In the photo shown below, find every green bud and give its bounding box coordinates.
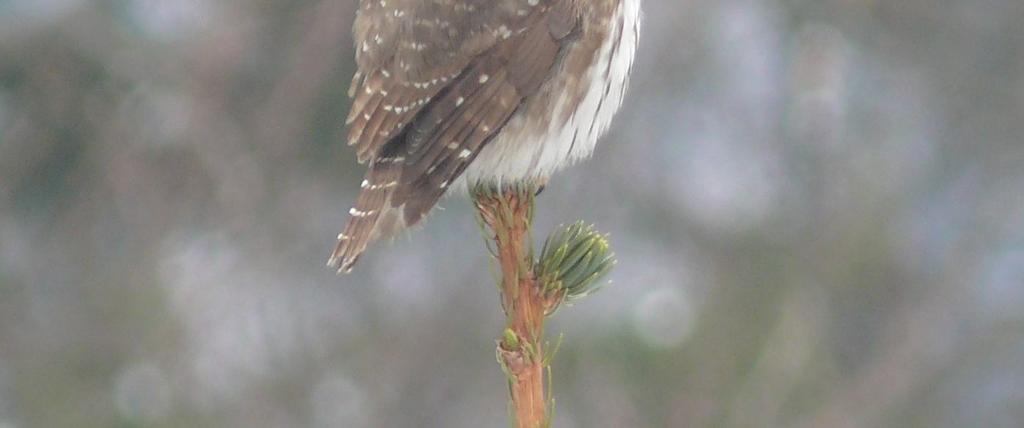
[502,328,520,350]
[536,222,615,303]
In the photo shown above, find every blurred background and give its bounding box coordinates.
[2,0,1024,427]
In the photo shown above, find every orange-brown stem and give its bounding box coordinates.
[475,188,547,428]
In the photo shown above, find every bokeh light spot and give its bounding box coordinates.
[632,286,696,349]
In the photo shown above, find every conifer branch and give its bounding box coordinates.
[472,184,614,428]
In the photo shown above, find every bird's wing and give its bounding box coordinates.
[331,0,579,272]
[347,0,576,162]
[392,17,567,212]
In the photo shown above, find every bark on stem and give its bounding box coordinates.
[474,186,547,428]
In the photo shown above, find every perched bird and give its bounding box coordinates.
[328,0,641,273]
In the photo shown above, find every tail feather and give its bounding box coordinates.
[327,159,405,273]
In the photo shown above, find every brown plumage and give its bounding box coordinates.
[329,0,641,273]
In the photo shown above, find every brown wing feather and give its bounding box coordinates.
[402,66,508,177]
[347,69,456,163]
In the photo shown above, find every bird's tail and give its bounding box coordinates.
[327,159,407,273]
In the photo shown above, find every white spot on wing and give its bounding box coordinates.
[349,208,375,218]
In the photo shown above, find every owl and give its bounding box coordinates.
[329,0,641,273]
